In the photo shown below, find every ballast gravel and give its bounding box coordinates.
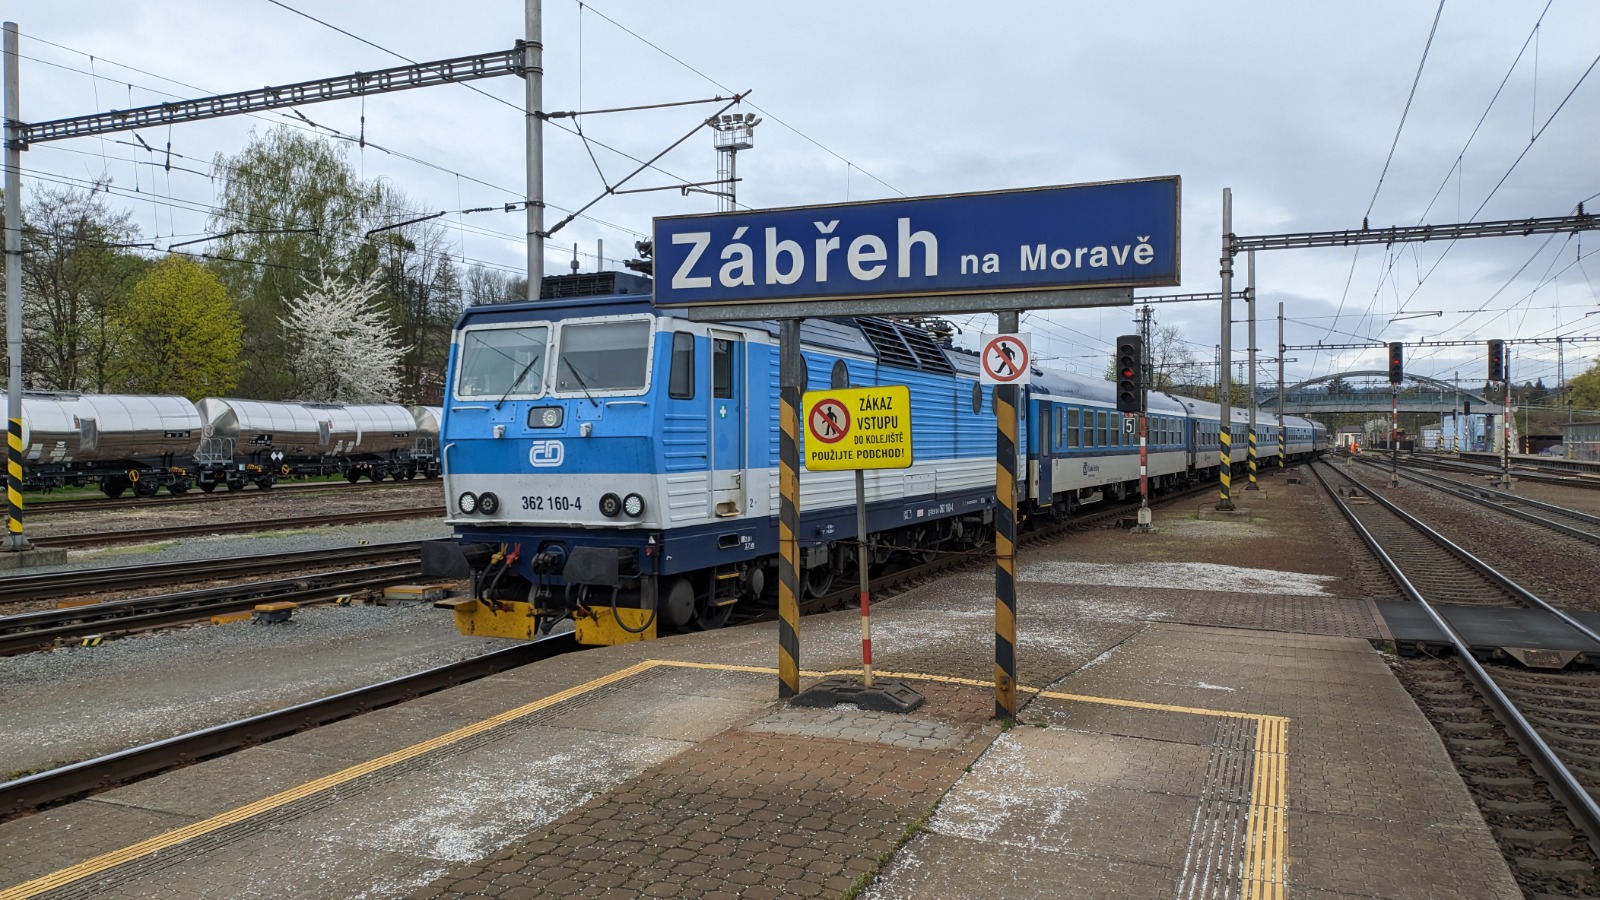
[0,599,514,778]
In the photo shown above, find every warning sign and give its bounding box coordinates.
[980,333,1031,385]
[803,385,913,471]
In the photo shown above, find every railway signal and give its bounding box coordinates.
[1487,339,1506,383]
[1388,342,1404,385]
[1115,335,1143,413]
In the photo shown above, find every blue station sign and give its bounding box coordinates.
[652,176,1179,308]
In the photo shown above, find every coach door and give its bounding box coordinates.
[710,331,746,517]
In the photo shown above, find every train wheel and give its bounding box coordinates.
[804,565,836,598]
[199,481,218,493]
[133,480,159,499]
[168,478,192,496]
[101,478,129,500]
[662,578,696,632]
[345,470,362,484]
[693,597,733,631]
[256,478,274,491]
[226,478,245,492]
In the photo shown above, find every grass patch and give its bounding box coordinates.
[838,806,939,900]
[82,542,180,558]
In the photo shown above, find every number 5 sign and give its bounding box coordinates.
[979,333,1032,385]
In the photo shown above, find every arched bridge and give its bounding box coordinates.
[1259,371,1490,416]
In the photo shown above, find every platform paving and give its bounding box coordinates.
[0,478,1522,898]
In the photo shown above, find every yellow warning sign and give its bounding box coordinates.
[803,385,913,471]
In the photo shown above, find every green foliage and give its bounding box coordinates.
[15,182,149,391]
[1571,357,1600,411]
[114,256,242,399]
[210,126,382,398]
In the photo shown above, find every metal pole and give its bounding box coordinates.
[777,319,802,697]
[1391,386,1399,487]
[4,22,30,552]
[1216,189,1235,510]
[856,468,872,688]
[1277,301,1285,469]
[1245,250,1258,490]
[994,309,1020,720]
[1502,347,1512,487]
[524,0,543,302]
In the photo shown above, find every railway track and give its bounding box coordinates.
[1356,457,1600,547]
[1311,459,1600,890]
[0,636,579,819]
[0,561,424,654]
[0,541,421,604]
[27,477,436,515]
[1401,451,1600,491]
[29,505,446,548]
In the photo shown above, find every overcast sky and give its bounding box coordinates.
[13,1,1599,391]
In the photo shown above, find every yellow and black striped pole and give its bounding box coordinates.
[1218,426,1233,508]
[6,418,24,548]
[1278,422,1285,470]
[776,321,802,699]
[994,381,1019,721]
[1246,428,1258,489]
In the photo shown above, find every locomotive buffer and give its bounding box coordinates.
[793,385,924,713]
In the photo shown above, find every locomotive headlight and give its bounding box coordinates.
[478,492,500,515]
[599,492,622,517]
[623,492,645,518]
[528,406,563,428]
[457,492,478,514]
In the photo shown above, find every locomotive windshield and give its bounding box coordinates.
[554,321,651,393]
[456,325,549,398]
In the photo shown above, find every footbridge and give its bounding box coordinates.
[1258,371,1491,416]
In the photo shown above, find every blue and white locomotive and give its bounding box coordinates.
[427,271,1326,646]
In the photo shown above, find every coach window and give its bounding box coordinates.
[668,332,695,400]
[456,324,548,399]
[1067,408,1080,448]
[556,320,650,393]
[1053,406,1063,449]
[712,339,735,399]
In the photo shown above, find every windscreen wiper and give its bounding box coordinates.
[495,355,544,410]
[560,356,601,407]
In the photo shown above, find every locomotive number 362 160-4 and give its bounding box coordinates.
[521,495,582,511]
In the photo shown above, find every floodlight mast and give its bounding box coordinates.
[710,112,760,212]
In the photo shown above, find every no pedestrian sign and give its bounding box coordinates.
[803,386,913,471]
[980,333,1031,385]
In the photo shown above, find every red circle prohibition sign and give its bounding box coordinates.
[982,336,1028,382]
[808,399,851,444]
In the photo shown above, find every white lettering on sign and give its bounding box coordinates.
[1020,235,1156,271]
[676,217,941,288]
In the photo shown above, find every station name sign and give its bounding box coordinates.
[653,176,1179,308]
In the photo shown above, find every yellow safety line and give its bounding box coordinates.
[4,659,1290,900]
[0,660,659,900]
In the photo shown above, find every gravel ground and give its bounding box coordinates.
[1,511,480,778]
[13,518,454,578]
[0,600,519,778]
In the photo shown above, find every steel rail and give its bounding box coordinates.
[1361,459,1600,547]
[30,506,445,548]
[1311,461,1600,856]
[0,541,421,604]
[28,478,435,515]
[0,564,421,654]
[0,635,579,818]
[1326,461,1600,645]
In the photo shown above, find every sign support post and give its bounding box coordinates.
[993,311,1021,721]
[777,320,803,699]
[855,468,872,688]
[1245,249,1259,491]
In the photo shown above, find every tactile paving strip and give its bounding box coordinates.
[1175,718,1257,900]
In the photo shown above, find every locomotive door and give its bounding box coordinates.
[710,331,746,517]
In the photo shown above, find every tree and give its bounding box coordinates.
[358,187,463,404]
[280,269,404,403]
[114,255,242,399]
[210,126,383,398]
[15,181,149,391]
[1570,358,1600,411]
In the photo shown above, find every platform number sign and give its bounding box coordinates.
[979,333,1032,386]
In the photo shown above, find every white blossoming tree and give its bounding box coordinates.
[279,268,404,403]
